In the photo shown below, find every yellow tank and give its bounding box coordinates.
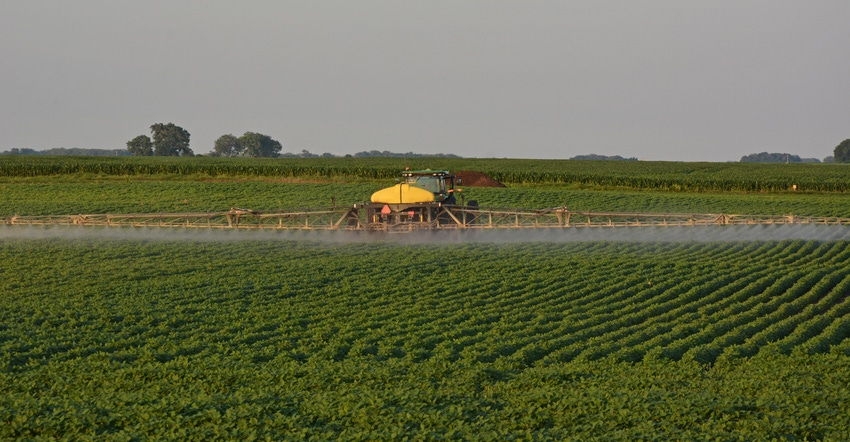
[371,183,435,204]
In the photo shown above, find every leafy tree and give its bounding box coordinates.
[352,150,461,158]
[211,134,244,157]
[740,152,802,163]
[570,154,638,161]
[833,139,850,163]
[3,148,38,155]
[239,132,282,158]
[126,135,154,156]
[151,123,193,156]
[42,148,130,156]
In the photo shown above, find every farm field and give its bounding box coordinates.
[3,155,850,218]
[3,180,850,218]
[3,155,850,191]
[2,156,850,439]
[2,236,850,439]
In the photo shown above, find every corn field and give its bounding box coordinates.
[3,156,850,192]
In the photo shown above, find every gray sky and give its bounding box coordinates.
[1,1,848,161]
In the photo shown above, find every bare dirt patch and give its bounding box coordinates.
[455,171,505,188]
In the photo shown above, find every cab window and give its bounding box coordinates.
[407,176,444,194]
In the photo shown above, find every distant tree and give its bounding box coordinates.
[570,154,638,161]
[151,123,192,156]
[740,152,802,163]
[833,139,850,163]
[126,135,154,156]
[43,147,131,156]
[824,156,835,163]
[211,134,244,157]
[351,150,461,158]
[4,147,130,156]
[239,132,282,158]
[3,148,38,155]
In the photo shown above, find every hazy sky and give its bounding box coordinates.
[1,1,848,161]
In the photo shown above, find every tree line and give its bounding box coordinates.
[125,123,460,159]
[569,154,638,161]
[739,152,821,163]
[1,148,131,156]
[127,123,283,158]
[741,140,850,163]
[127,123,194,156]
[13,122,830,163]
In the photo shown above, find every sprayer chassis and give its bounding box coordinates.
[5,205,850,231]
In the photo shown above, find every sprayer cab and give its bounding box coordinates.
[401,170,459,204]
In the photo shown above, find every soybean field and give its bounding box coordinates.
[4,180,850,219]
[2,236,849,440]
[2,156,850,440]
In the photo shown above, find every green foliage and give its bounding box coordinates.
[126,135,153,156]
[1,238,849,439]
[740,152,809,163]
[0,181,382,216]
[150,123,193,157]
[2,147,131,156]
[3,156,850,192]
[1,148,39,155]
[239,132,282,158]
[3,156,849,439]
[834,139,850,163]
[3,180,850,218]
[211,134,244,158]
[569,154,637,161]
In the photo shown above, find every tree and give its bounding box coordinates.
[740,152,802,163]
[834,139,850,163]
[151,123,193,156]
[4,148,38,155]
[126,135,154,156]
[211,134,244,157]
[238,132,282,158]
[570,154,638,161]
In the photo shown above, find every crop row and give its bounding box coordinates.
[7,241,850,366]
[3,155,850,192]
[4,180,850,218]
[2,237,849,439]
